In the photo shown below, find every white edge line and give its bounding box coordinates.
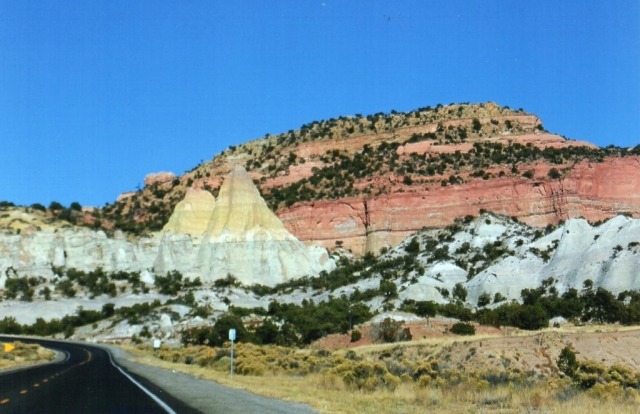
[106,350,177,414]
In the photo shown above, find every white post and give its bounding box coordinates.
[153,338,161,357]
[229,328,236,379]
[230,339,234,379]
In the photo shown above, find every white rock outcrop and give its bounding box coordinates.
[0,167,335,288]
[376,213,640,307]
[162,188,216,237]
[163,166,335,285]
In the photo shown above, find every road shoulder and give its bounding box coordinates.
[102,344,318,414]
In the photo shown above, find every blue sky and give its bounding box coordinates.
[1,1,638,207]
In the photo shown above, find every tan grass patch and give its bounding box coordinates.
[118,334,640,414]
[0,341,55,371]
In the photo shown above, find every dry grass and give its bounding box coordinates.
[0,341,56,370]
[117,331,640,414]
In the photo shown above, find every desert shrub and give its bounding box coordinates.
[29,203,46,212]
[413,360,439,381]
[235,359,267,376]
[332,361,391,391]
[605,364,639,388]
[55,279,76,298]
[547,168,561,179]
[0,317,23,334]
[477,292,492,307]
[404,237,420,253]
[382,373,401,391]
[375,318,404,343]
[588,381,625,400]
[557,346,579,379]
[493,292,506,303]
[450,322,475,335]
[379,279,398,300]
[213,274,241,290]
[452,283,468,302]
[48,201,64,210]
[154,270,184,295]
[267,297,371,345]
[350,330,362,343]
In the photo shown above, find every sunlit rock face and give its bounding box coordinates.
[0,168,334,288]
[158,166,335,286]
[162,188,216,237]
[204,167,295,243]
[0,228,160,288]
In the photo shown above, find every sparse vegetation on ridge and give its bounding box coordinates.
[21,101,630,235]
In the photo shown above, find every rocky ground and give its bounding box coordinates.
[314,317,640,375]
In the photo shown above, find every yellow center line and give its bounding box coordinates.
[43,379,48,383]
[20,390,27,395]
[33,384,39,388]
[1,399,9,404]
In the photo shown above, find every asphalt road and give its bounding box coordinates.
[0,336,199,414]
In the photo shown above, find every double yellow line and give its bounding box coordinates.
[0,349,92,407]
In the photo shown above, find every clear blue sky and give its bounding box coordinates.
[1,1,638,207]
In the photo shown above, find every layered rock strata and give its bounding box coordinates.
[279,157,640,255]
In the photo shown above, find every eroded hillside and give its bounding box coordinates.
[9,102,640,256]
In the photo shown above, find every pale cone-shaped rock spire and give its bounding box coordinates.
[156,165,335,286]
[205,166,294,242]
[162,188,216,237]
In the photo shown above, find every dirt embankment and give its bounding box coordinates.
[314,318,640,376]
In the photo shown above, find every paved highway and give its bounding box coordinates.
[0,336,200,414]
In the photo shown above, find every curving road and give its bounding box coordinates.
[0,336,199,414]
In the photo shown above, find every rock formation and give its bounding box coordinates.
[162,188,216,237]
[0,167,335,288]
[106,104,640,257]
[462,215,640,303]
[372,213,640,306]
[164,166,335,286]
[144,171,175,186]
[204,167,295,243]
[278,156,640,255]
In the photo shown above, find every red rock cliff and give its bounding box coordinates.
[277,157,640,255]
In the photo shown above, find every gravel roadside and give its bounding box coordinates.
[104,344,319,414]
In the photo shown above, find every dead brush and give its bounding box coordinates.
[121,334,640,414]
[0,341,54,367]
[330,360,401,392]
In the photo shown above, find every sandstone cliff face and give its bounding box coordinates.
[100,103,639,258]
[0,228,159,287]
[144,171,175,186]
[162,188,216,237]
[278,157,640,255]
[0,168,335,288]
[160,166,336,286]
